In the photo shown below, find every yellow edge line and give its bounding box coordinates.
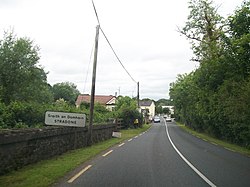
[68,165,92,183]
[102,150,113,157]
[118,143,125,147]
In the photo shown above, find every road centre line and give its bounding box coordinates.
[164,121,216,187]
[67,165,92,183]
[118,143,125,147]
[102,150,113,157]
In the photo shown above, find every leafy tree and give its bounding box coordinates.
[52,82,80,105]
[227,0,250,79]
[115,96,141,128]
[0,31,53,104]
[179,0,225,62]
[155,105,163,115]
[115,96,137,111]
[155,99,173,106]
[162,107,170,115]
[80,101,90,110]
[170,0,250,147]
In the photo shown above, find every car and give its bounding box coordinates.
[153,116,161,123]
[165,117,172,122]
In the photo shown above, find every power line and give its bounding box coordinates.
[83,41,95,94]
[91,0,100,25]
[91,0,137,84]
[100,28,137,83]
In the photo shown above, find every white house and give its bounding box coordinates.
[139,100,155,120]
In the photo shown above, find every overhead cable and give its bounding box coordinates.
[91,0,137,84]
[92,0,100,25]
[83,41,95,94]
[100,28,137,83]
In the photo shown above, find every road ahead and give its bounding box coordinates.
[56,119,250,187]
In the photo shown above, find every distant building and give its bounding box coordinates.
[139,100,155,120]
[75,94,116,111]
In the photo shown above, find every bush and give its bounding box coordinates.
[117,107,141,129]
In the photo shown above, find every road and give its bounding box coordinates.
[55,118,250,187]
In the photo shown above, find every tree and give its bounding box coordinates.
[155,106,163,115]
[115,96,141,128]
[155,99,173,106]
[179,0,225,62]
[52,82,80,105]
[0,31,53,104]
[115,96,137,111]
[227,0,250,79]
[162,107,170,115]
[170,1,250,147]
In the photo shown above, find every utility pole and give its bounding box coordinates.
[88,25,100,146]
[137,82,140,109]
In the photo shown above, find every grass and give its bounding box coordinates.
[176,122,250,157]
[0,124,151,187]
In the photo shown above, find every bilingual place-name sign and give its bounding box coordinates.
[45,111,86,127]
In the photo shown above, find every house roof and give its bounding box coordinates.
[139,100,153,107]
[76,94,116,106]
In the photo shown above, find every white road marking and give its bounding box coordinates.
[164,121,216,187]
[128,138,133,142]
[118,143,125,147]
[67,165,92,183]
[134,136,138,138]
[224,147,236,152]
[102,150,113,157]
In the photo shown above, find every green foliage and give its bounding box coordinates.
[114,96,141,128]
[0,31,53,104]
[52,82,80,105]
[162,107,170,115]
[155,98,173,106]
[0,125,151,187]
[154,98,173,115]
[171,0,250,148]
[0,31,142,129]
[180,0,225,62]
[0,101,48,128]
[155,105,163,115]
[0,99,85,129]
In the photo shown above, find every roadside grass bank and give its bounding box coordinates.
[0,124,151,187]
[176,122,250,157]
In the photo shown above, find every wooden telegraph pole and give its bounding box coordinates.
[137,82,140,109]
[88,25,100,146]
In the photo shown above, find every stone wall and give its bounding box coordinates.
[0,124,116,175]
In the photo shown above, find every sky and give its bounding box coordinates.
[0,0,244,100]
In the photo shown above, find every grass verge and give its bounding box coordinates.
[0,124,151,187]
[176,122,250,157]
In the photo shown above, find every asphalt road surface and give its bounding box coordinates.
[55,118,250,187]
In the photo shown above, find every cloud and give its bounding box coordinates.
[0,0,242,100]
